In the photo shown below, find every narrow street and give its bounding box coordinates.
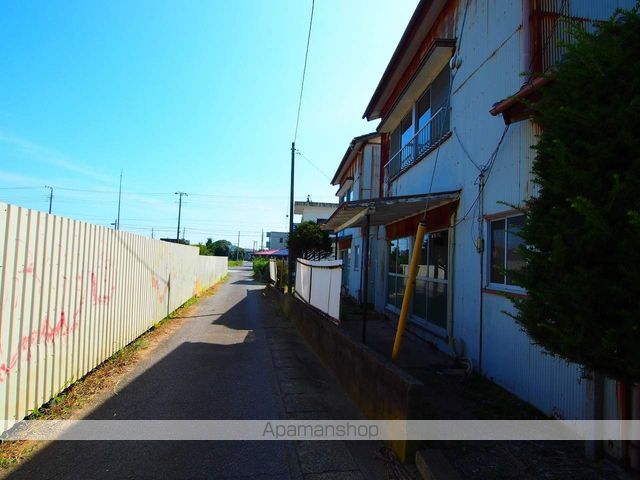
[4,265,383,480]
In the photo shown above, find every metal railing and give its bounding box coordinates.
[384,105,450,184]
[530,1,595,73]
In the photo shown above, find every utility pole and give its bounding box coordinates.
[45,186,53,214]
[261,229,264,251]
[175,192,187,240]
[236,231,241,261]
[151,228,154,239]
[182,227,186,240]
[288,142,295,289]
[116,170,123,230]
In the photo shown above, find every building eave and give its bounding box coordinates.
[363,0,450,121]
[330,132,381,186]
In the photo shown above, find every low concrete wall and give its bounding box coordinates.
[266,286,423,461]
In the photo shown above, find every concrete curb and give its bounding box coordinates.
[266,286,424,462]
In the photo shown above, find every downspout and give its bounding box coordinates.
[362,207,373,343]
[521,0,532,79]
[478,173,485,375]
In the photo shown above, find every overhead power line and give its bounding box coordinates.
[296,149,331,180]
[293,0,315,143]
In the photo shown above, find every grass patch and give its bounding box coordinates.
[228,259,244,267]
[0,275,227,470]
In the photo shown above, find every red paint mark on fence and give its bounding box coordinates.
[18,264,34,274]
[0,298,84,383]
[151,275,168,304]
[90,272,115,305]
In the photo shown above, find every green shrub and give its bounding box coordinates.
[253,258,270,282]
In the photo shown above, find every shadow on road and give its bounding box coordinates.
[5,288,292,480]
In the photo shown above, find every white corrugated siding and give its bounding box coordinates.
[0,202,227,430]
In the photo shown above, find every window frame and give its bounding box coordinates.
[389,64,451,158]
[385,227,453,340]
[485,213,526,293]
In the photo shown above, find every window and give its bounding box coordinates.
[386,237,411,309]
[353,245,360,271]
[415,230,449,331]
[386,233,450,334]
[386,64,451,181]
[489,215,525,286]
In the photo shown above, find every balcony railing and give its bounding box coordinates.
[530,2,595,73]
[384,105,450,184]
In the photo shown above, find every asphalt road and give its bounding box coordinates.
[5,264,383,480]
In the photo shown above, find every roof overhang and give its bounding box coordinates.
[490,76,551,124]
[294,201,339,215]
[363,0,449,121]
[330,132,381,185]
[378,39,455,132]
[321,191,460,233]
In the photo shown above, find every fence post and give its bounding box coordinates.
[308,262,313,305]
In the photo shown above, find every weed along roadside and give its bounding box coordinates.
[0,275,229,470]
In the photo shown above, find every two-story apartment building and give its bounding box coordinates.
[330,133,381,300]
[324,0,633,421]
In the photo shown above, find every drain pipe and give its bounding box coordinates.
[477,172,486,375]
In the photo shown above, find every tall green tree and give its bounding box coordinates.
[512,8,640,382]
[287,221,332,260]
[212,239,232,257]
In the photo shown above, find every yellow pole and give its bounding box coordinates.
[391,221,427,363]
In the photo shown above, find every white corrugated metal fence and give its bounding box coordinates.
[0,202,227,429]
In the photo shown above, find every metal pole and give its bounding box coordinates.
[237,231,240,261]
[175,192,187,240]
[362,211,371,343]
[392,219,427,363]
[45,186,53,214]
[261,229,264,251]
[116,170,122,230]
[288,141,295,290]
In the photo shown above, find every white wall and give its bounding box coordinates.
[377,0,606,418]
[0,202,227,429]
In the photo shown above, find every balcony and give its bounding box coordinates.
[384,105,450,184]
[530,2,597,73]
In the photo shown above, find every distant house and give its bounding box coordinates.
[323,0,633,422]
[329,133,381,301]
[265,231,288,250]
[294,200,338,225]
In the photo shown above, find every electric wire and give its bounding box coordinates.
[293,0,315,143]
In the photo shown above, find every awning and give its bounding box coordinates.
[490,76,551,124]
[321,191,460,233]
[337,236,352,250]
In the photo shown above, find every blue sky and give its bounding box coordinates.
[0,0,417,249]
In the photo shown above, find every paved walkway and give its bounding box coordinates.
[5,265,383,480]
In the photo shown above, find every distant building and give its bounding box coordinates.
[329,132,382,300]
[265,231,288,250]
[294,200,338,225]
